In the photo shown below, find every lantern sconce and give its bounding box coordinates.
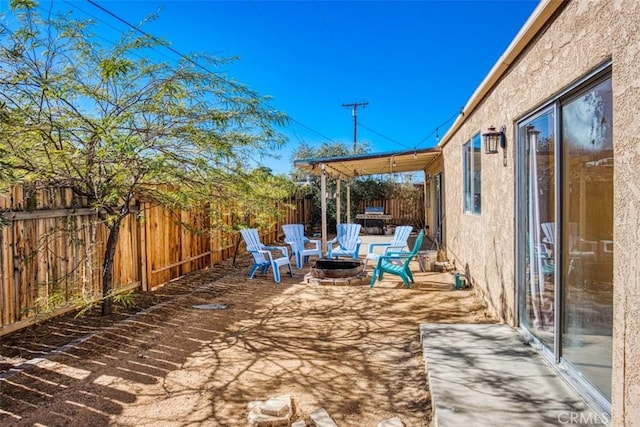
[483,125,507,166]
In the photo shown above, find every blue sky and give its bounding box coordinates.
[6,0,539,174]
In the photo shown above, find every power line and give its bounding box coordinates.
[358,110,463,151]
[251,1,343,107]
[86,0,233,83]
[64,1,128,37]
[61,1,182,67]
[288,117,335,143]
[357,122,410,149]
[85,0,336,146]
[414,109,464,149]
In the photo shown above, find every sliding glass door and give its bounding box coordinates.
[560,78,613,401]
[517,71,612,407]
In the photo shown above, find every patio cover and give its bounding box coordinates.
[294,147,440,179]
[293,147,441,250]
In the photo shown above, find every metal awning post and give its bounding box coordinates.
[423,170,429,234]
[320,164,327,254]
[347,181,351,223]
[336,179,341,224]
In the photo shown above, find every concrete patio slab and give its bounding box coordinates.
[420,323,608,426]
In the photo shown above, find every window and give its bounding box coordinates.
[463,133,481,214]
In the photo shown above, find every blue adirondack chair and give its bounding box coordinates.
[240,228,293,283]
[370,230,424,288]
[327,223,362,260]
[282,224,322,269]
[362,225,413,271]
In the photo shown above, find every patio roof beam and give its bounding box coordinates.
[294,147,441,179]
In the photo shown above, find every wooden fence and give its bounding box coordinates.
[0,183,419,334]
[0,186,312,335]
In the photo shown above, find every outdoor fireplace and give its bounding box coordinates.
[305,259,368,286]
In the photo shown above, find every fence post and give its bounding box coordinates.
[139,202,148,292]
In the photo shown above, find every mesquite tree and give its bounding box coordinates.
[0,1,289,314]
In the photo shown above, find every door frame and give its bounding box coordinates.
[515,61,613,417]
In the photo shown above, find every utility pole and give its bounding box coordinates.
[342,101,368,153]
[342,101,368,225]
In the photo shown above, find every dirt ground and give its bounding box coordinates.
[0,254,495,427]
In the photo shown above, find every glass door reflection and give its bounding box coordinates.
[521,109,556,350]
[561,78,613,400]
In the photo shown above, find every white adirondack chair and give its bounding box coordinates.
[282,224,322,269]
[362,225,413,271]
[240,228,293,283]
[327,223,362,260]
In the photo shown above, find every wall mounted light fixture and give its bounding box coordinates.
[483,125,507,166]
[483,125,505,154]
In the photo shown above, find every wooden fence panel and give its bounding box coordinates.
[143,202,218,290]
[0,208,141,331]
[143,204,180,289]
[208,209,233,264]
[1,185,309,333]
[282,193,314,234]
[115,212,141,288]
[1,228,9,326]
[0,186,87,211]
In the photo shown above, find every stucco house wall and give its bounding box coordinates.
[439,0,639,424]
[610,0,640,424]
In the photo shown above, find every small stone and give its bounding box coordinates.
[247,395,292,427]
[377,416,404,427]
[291,421,307,427]
[247,407,291,427]
[309,408,337,427]
[260,395,291,417]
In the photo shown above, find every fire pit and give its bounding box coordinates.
[305,259,368,286]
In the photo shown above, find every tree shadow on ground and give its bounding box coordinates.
[0,256,492,426]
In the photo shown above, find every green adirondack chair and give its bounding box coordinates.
[370,230,424,288]
[362,225,413,271]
